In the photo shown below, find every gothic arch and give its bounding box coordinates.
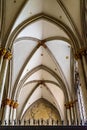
[6,13,78,51]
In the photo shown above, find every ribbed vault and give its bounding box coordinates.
[0,0,86,123]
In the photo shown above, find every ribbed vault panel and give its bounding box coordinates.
[2,0,26,40]
[44,83,65,118]
[17,85,42,119]
[13,0,72,32]
[24,69,59,85]
[62,0,82,35]
[17,82,37,114]
[12,40,37,87]
[17,20,69,40]
[46,40,71,87]
[21,45,61,81]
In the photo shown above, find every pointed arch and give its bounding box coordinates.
[12,64,71,104]
[21,98,62,121]
[6,13,78,51]
[11,39,72,102]
[18,83,64,120]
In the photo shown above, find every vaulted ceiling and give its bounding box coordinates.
[0,0,86,120]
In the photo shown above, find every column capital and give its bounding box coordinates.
[2,98,11,107]
[0,47,7,56]
[10,100,15,107]
[4,51,12,60]
[1,99,19,108]
[13,102,19,108]
[65,100,78,109]
[74,47,87,60]
[65,103,70,109]
[74,53,81,60]
[69,101,74,107]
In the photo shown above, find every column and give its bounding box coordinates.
[75,52,87,124]
[82,55,87,82]
[77,58,87,123]
[65,101,77,125]
[0,51,12,108]
[64,106,68,125]
[69,102,75,124]
[12,102,19,125]
[65,103,71,125]
[80,48,87,82]
[75,96,81,125]
[0,47,6,71]
[73,100,79,125]
[9,100,15,125]
[74,66,82,124]
[70,100,78,125]
[1,98,11,125]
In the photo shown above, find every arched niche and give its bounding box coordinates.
[21,98,61,122]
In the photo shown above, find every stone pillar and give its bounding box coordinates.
[65,103,71,125]
[65,101,77,125]
[74,67,83,124]
[0,47,6,71]
[75,51,87,124]
[82,55,87,81]
[9,100,15,125]
[70,100,78,125]
[73,100,79,125]
[79,48,87,82]
[76,94,82,125]
[12,102,19,125]
[1,98,11,125]
[0,51,12,108]
[78,59,87,123]
[69,102,75,124]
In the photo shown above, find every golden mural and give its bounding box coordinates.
[22,98,61,123]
